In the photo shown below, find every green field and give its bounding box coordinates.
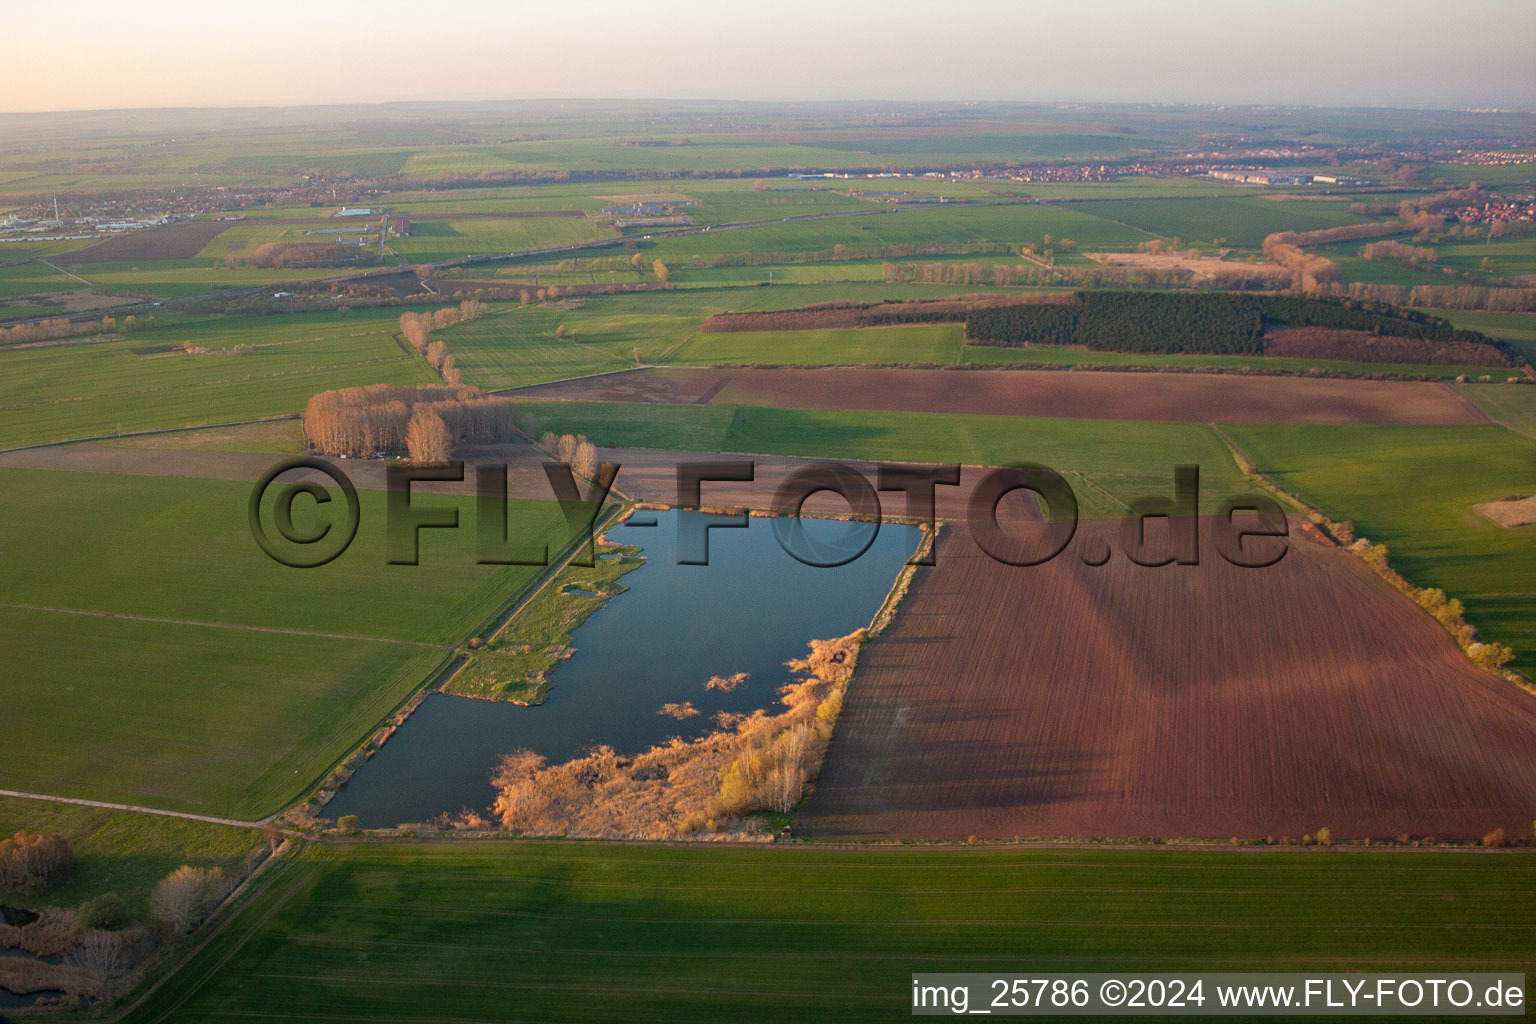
[0,307,439,449]
[670,324,966,365]
[639,202,1150,264]
[387,216,607,260]
[0,797,259,916]
[1464,382,1536,438]
[525,401,1250,519]
[1077,196,1373,248]
[446,283,1015,390]
[667,322,1502,378]
[441,303,680,389]
[123,842,1536,1023]
[1225,422,1536,666]
[0,467,571,817]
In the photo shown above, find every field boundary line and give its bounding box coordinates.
[490,363,655,395]
[0,788,263,829]
[0,601,453,649]
[40,256,93,286]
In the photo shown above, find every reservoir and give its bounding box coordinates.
[328,509,920,827]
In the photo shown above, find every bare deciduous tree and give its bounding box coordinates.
[405,407,453,464]
[67,931,129,1002]
[151,866,226,934]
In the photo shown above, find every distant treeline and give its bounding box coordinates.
[965,292,1512,359]
[1343,282,1536,314]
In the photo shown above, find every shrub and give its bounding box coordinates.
[0,831,73,891]
[1482,828,1508,849]
[718,760,753,816]
[77,893,128,931]
[1315,826,1332,847]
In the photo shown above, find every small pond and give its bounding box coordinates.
[327,509,919,827]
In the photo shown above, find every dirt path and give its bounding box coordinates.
[0,788,266,829]
[39,257,92,286]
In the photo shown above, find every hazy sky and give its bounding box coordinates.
[5,0,1535,113]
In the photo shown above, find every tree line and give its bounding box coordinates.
[304,383,522,462]
[1359,240,1437,269]
[398,299,484,386]
[964,291,1509,358]
[1342,282,1536,313]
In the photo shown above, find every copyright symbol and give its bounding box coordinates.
[1100,980,1127,1007]
[248,457,360,568]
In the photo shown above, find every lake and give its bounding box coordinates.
[327,509,920,827]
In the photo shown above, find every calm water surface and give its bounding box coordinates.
[329,510,919,826]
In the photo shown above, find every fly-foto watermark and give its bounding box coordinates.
[248,458,1290,570]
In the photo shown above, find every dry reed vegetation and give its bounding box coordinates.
[477,633,864,839]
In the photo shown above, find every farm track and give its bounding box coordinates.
[0,789,266,829]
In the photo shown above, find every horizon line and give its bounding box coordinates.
[3,96,1536,118]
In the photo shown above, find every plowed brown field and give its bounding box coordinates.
[518,366,1491,426]
[54,221,229,264]
[799,519,1536,841]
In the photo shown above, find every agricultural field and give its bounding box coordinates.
[1076,196,1374,248]
[1465,381,1536,438]
[803,519,1536,841]
[1428,235,1536,280]
[123,842,1536,1024]
[387,216,608,260]
[53,222,230,265]
[521,365,1493,426]
[0,464,571,818]
[525,401,1248,519]
[1226,422,1536,666]
[440,283,1007,390]
[3,96,1536,1019]
[665,322,1508,378]
[669,323,966,364]
[640,202,1152,264]
[0,307,439,449]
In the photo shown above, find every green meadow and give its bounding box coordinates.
[666,323,1502,378]
[1077,196,1373,248]
[0,467,571,817]
[524,400,1250,518]
[124,842,1536,1024]
[0,307,438,449]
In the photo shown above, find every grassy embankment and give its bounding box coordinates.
[448,540,645,703]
